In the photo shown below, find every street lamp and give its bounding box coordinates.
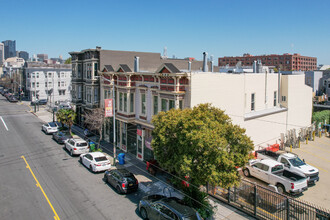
[96,75,116,166]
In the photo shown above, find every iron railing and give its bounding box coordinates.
[208,179,330,220]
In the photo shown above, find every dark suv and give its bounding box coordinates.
[104,168,138,194]
[139,195,202,220]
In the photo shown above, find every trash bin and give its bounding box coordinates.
[89,141,95,152]
[118,153,125,165]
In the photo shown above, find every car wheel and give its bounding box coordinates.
[116,186,122,194]
[70,150,73,157]
[243,169,250,177]
[276,184,285,194]
[90,165,94,173]
[140,207,148,220]
[79,157,82,164]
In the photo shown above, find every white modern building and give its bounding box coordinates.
[24,62,72,104]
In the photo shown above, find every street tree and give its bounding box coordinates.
[83,108,105,149]
[56,109,76,135]
[152,103,254,188]
[65,57,72,64]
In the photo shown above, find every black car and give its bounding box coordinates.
[139,195,202,220]
[8,96,18,103]
[103,168,138,194]
[52,131,72,144]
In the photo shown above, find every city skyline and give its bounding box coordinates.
[1,0,329,65]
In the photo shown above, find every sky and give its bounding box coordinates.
[1,0,329,65]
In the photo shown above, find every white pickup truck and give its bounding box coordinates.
[255,149,319,185]
[244,159,308,195]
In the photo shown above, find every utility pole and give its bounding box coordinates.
[112,77,116,166]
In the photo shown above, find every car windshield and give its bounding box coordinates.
[49,122,57,127]
[95,156,107,162]
[77,142,87,147]
[289,157,305,167]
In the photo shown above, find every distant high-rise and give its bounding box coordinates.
[37,54,48,61]
[0,43,4,66]
[2,40,16,59]
[18,51,29,61]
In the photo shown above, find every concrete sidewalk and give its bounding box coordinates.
[24,102,255,220]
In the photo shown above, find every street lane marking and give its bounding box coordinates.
[0,116,9,131]
[298,148,330,163]
[306,162,328,172]
[317,138,330,146]
[21,155,60,220]
[306,142,330,153]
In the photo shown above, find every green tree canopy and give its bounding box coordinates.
[56,109,76,134]
[312,110,330,126]
[65,57,72,64]
[152,103,254,188]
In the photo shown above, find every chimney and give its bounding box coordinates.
[188,61,191,72]
[134,56,140,72]
[203,52,208,72]
[253,60,257,73]
[210,61,214,72]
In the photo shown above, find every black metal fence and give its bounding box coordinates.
[208,179,330,220]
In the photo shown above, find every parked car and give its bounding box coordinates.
[256,149,319,185]
[80,152,111,173]
[243,159,308,195]
[139,195,203,220]
[64,138,89,156]
[104,168,139,194]
[58,102,71,110]
[52,131,72,144]
[38,99,48,105]
[8,96,18,103]
[42,122,59,134]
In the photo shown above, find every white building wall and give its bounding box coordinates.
[190,72,312,149]
[26,68,72,103]
[285,74,313,130]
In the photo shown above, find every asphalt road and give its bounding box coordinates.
[0,96,143,220]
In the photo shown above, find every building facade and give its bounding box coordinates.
[99,62,312,161]
[18,51,29,61]
[2,40,16,59]
[218,53,317,71]
[37,54,48,61]
[0,43,4,66]
[23,62,72,104]
[69,47,210,126]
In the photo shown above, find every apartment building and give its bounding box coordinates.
[219,53,317,71]
[99,56,312,161]
[69,47,210,126]
[24,62,72,103]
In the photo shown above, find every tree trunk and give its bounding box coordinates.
[97,118,104,149]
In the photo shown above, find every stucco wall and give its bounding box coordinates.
[190,72,311,149]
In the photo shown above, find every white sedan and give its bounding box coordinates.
[42,122,59,134]
[80,152,111,173]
